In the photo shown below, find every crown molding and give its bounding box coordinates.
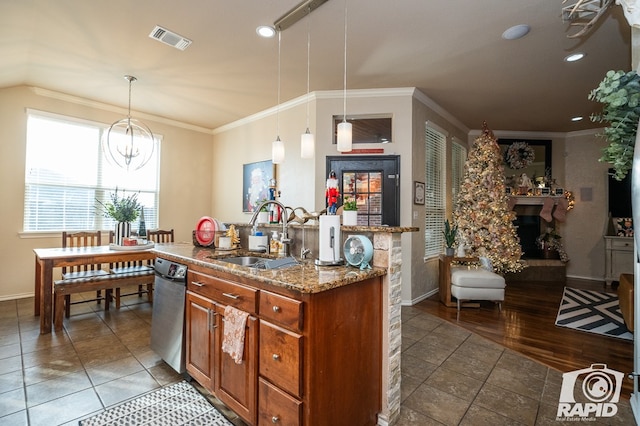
[29,86,212,134]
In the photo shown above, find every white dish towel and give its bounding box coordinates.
[222,305,249,364]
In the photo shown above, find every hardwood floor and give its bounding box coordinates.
[415,277,635,398]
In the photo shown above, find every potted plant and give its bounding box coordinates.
[536,228,569,262]
[589,69,640,181]
[342,196,358,226]
[443,219,457,256]
[96,188,142,245]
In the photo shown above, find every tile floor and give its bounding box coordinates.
[0,291,636,425]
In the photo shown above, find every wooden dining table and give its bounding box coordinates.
[34,245,156,334]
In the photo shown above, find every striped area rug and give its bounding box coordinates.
[79,381,232,426]
[555,287,633,341]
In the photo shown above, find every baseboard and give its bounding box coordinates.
[565,274,605,282]
[0,292,34,302]
[402,288,438,306]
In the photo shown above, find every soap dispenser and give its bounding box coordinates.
[269,231,280,254]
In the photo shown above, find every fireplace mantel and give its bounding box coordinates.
[510,195,564,206]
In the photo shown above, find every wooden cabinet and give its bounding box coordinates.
[185,268,258,425]
[185,292,215,390]
[185,262,382,426]
[604,236,634,286]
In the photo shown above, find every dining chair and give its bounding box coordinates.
[147,229,174,244]
[108,231,154,308]
[60,231,109,317]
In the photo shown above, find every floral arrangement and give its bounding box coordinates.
[536,228,569,262]
[96,188,141,223]
[504,141,535,169]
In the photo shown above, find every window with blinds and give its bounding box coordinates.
[24,111,160,232]
[451,139,467,205]
[424,123,447,258]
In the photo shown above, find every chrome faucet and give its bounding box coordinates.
[249,200,291,257]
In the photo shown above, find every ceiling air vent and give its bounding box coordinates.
[149,25,192,51]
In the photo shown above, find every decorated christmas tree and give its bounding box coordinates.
[453,122,524,274]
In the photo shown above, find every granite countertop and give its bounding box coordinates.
[152,243,386,294]
[228,222,418,233]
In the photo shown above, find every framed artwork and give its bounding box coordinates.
[243,160,274,213]
[498,139,552,184]
[414,181,425,205]
[612,217,634,237]
[541,187,551,195]
[555,188,564,196]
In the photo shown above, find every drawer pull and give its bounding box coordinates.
[222,292,240,300]
[272,353,280,361]
[272,305,281,313]
[272,416,280,423]
[191,281,205,287]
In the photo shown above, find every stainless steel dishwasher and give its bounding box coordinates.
[150,257,188,373]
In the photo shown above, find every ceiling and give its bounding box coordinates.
[0,0,632,133]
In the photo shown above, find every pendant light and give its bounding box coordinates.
[300,2,315,159]
[336,0,352,152]
[103,75,155,171]
[272,31,285,164]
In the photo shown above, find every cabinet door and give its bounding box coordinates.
[214,303,257,425]
[185,291,215,391]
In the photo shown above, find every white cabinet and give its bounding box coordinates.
[604,236,635,286]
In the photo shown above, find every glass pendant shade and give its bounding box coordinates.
[336,121,352,152]
[272,136,285,164]
[301,129,315,158]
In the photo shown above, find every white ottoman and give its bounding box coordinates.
[450,266,506,311]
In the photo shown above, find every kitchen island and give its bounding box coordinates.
[153,242,386,425]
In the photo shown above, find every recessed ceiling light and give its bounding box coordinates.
[565,52,586,62]
[502,24,530,40]
[571,116,583,122]
[256,25,276,38]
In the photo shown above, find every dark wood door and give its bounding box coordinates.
[185,291,215,391]
[326,155,400,226]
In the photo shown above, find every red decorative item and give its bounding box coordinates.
[195,216,217,246]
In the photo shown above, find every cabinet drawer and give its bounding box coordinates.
[260,290,303,332]
[258,378,301,426]
[259,321,302,398]
[188,270,257,314]
[611,239,634,250]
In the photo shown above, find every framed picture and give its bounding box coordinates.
[541,187,550,195]
[505,187,512,195]
[243,160,274,212]
[612,217,634,237]
[555,188,564,196]
[414,181,425,205]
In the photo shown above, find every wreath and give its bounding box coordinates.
[504,141,535,169]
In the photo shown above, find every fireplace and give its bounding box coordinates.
[512,202,557,259]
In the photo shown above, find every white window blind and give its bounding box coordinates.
[24,111,160,232]
[451,139,467,205]
[424,123,447,258]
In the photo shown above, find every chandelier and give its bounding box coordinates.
[103,75,155,171]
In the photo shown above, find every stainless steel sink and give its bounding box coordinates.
[218,256,266,267]
[217,256,299,270]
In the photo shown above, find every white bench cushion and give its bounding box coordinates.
[451,266,506,289]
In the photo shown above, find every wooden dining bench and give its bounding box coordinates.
[53,268,154,331]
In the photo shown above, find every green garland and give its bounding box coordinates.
[589,70,640,181]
